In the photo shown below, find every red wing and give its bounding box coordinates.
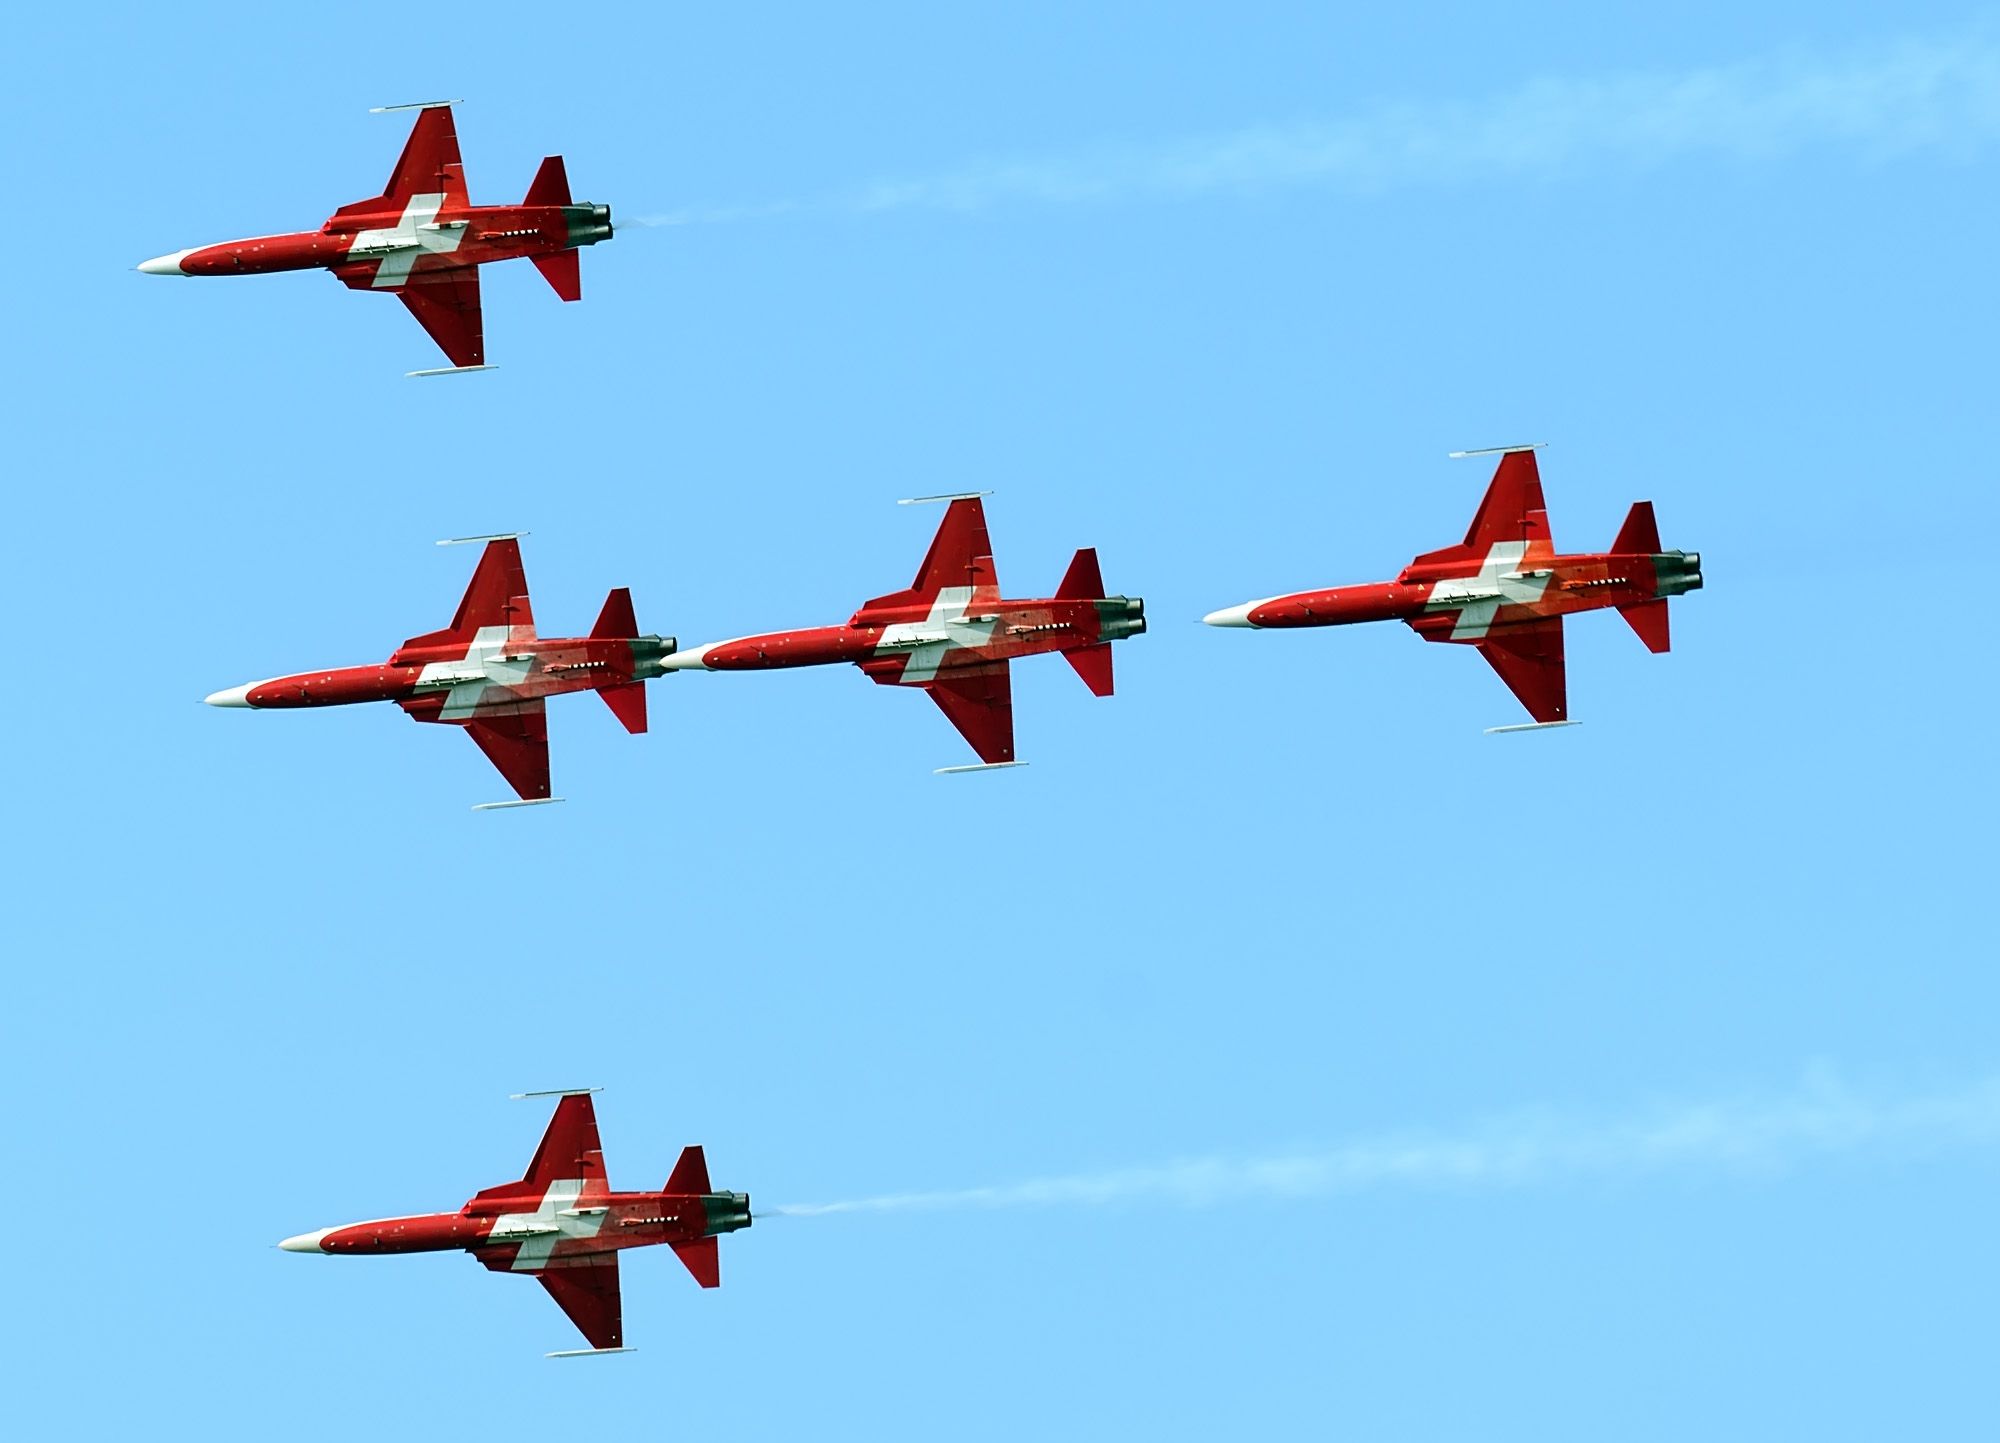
[925,661,1014,764]
[861,497,1000,613]
[398,265,484,368]
[402,538,534,650]
[328,107,467,221]
[1414,449,1553,567]
[1477,617,1567,723]
[383,106,467,207]
[539,1255,623,1350]
[521,1093,607,1190]
[465,701,552,800]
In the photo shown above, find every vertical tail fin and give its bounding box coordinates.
[590,588,638,639]
[1064,643,1115,697]
[671,1237,721,1288]
[597,683,647,734]
[524,156,572,206]
[665,1145,712,1195]
[1054,547,1105,601]
[532,250,583,302]
[1611,501,1662,555]
[1619,598,1672,653]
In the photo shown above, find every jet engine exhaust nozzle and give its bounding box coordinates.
[563,202,614,247]
[1096,595,1146,641]
[1653,550,1703,597]
[702,1192,753,1236]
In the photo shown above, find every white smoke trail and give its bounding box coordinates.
[769,1071,2000,1217]
[634,27,2000,227]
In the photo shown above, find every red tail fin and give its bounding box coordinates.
[671,1237,720,1288]
[591,588,638,639]
[1619,597,1672,653]
[1612,501,1662,555]
[1064,642,1114,697]
[598,682,647,734]
[1055,547,1105,601]
[665,1146,712,1195]
[532,250,582,302]
[524,155,572,207]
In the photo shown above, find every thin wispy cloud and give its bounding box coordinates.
[769,1071,2000,1217]
[634,27,2000,226]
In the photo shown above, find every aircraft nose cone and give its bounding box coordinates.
[1202,600,1263,628]
[204,683,257,707]
[278,1228,333,1254]
[137,249,197,276]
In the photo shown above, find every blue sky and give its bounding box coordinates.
[4,4,1998,1437]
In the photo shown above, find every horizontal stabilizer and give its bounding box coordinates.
[665,1145,711,1195]
[671,1237,720,1289]
[532,249,582,303]
[1054,547,1105,601]
[525,155,573,207]
[591,588,638,639]
[1619,597,1671,653]
[1064,642,1115,697]
[1611,500,1662,555]
[597,681,647,734]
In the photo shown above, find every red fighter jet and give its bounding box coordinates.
[203,535,674,805]
[1203,447,1702,729]
[661,494,1147,769]
[279,1091,751,1356]
[137,102,611,373]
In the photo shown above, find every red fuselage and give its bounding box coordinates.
[210,631,673,717]
[662,595,1147,679]
[285,1186,751,1263]
[142,197,611,284]
[1210,548,1703,636]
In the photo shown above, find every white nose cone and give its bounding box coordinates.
[1202,599,1269,628]
[279,1228,334,1254]
[204,683,258,708]
[137,248,198,276]
[659,643,721,672]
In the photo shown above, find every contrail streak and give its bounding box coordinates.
[768,1071,2000,1217]
[634,27,2000,226]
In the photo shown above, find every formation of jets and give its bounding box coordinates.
[152,106,1707,1354]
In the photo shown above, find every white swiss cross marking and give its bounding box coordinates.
[349,193,467,289]
[1426,542,1554,639]
[490,1180,608,1271]
[413,625,537,719]
[877,586,1000,684]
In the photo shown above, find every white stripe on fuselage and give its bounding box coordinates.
[349,194,467,288]
[878,587,1000,685]
[1426,542,1553,639]
[412,624,537,717]
[489,1180,608,1270]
